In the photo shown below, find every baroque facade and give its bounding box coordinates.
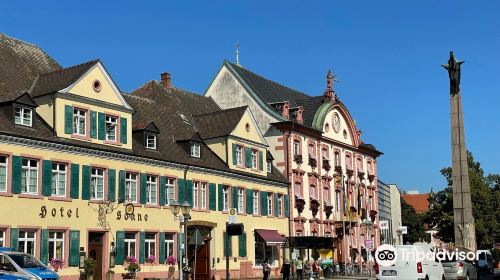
[206,61,383,264]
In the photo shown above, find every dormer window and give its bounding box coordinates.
[105,115,117,141]
[145,133,157,150]
[190,143,201,158]
[14,106,32,127]
[267,161,272,173]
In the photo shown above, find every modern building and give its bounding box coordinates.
[0,33,290,280]
[388,184,402,245]
[206,61,383,265]
[377,181,402,245]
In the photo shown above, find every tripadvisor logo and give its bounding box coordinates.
[375,244,397,266]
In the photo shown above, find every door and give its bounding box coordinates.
[191,238,210,280]
[88,232,105,280]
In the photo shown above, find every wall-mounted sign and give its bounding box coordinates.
[116,203,149,222]
[379,220,389,230]
[227,208,237,224]
[39,206,80,219]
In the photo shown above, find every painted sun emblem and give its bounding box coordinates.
[333,113,341,133]
[125,203,135,215]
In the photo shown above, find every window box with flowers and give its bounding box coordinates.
[123,256,140,279]
[50,258,64,272]
[166,256,176,280]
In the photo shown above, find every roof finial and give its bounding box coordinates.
[236,42,240,66]
[324,68,337,102]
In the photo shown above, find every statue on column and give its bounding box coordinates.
[442,51,464,95]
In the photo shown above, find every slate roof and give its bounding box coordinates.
[193,106,248,140]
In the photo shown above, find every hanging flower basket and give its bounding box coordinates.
[50,258,64,272]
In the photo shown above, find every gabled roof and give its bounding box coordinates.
[193,106,248,140]
[30,59,99,97]
[132,121,159,133]
[401,193,430,214]
[0,33,60,99]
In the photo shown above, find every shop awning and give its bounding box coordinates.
[255,229,284,245]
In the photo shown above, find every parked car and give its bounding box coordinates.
[377,244,444,280]
[0,248,59,280]
[477,250,494,276]
[442,254,477,280]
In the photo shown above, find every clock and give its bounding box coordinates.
[333,113,341,133]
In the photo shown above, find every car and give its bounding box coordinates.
[441,254,478,280]
[377,244,445,280]
[477,250,494,276]
[0,248,59,280]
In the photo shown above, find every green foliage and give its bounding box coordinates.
[83,258,96,280]
[491,248,500,265]
[401,199,430,243]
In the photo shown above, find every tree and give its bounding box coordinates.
[401,198,429,243]
[425,151,500,249]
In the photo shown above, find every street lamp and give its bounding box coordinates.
[363,220,373,277]
[170,200,192,280]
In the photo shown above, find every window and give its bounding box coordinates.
[322,148,329,160]
[252,191,259,215]
[14,106,32,126]
[235,145,243,165]
[190,143,201,158]
[165,178,175,205]
[125,173,138,202]
[146,175,157,205]
[293,141,300,156]
[367,161,373,175]
[91,168,104,200]
[335,191,341,213]
[73,108,86,136]
[357,158,363,173]
[0,230,5,247]
[267,161,271,173]
[200,183,207,210]
[334,152,340,167]
[48,231,64,261]
[19,231,36,255]
[237,188,244,213]
[369,196,373,211]
[222,186,229,211]
[124,233,136,258]
[360,195,364,209]
[294,182,302,196]
[0,156,7,192]
[192,182,199,209]
[345,154,352,170]
[146,133,157,149]
[254,233,278,266]
[145,233,156,259]
[51,163,67,196]
[105,115,117,141]
[323,188,330,204]
[308,144,315,158]
[277,194,283,216]
[251,150,258,169]
[164,233,174,258]
[21,159,38,194]
[309,185,317,199]
[267,193,273,216]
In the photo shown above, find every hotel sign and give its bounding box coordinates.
[116,203,149,222]
[39,205,80,218]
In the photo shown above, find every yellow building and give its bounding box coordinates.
[0,33,290,280]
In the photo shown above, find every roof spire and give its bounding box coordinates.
[324,68,337,102]
[235,42,240,66]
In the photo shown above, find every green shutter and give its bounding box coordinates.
[232,187,238,209]
[275,193,279,217]
[64,105,73,134]
[118,170,126,203]
[69,230,80,266]
[246,189,253,214]
[108,169,116,202]
[245,147,252,168]
[232,144,237,165]
[284,194,290,218]
[186,180,193,206]
[40,229,49,265]
[70,164,80,199]
[10,228,18,251]
[140,173,147,204]
[177,178,185,203]
[261,191,268,216]
[159,176,166,206]
[98,112,106,140]
[209,183,216,211]
[115,231,125,265]
[218,184,223,211]
[42,160,52,196]
[120,117,128,144]
[11,156,22,194]
[238,233,247,257]
[259,151,264,171]
[82,165,91,200]
[223,232,232,257]
[159,232,166,264]
[90,111,97,139]
[139,231,146,264]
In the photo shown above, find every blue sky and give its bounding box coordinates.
[1,1,499,193]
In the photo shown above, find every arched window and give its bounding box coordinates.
[334,152,340,167]
[345,154,352,170]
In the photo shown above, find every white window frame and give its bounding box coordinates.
[146,175,157,205]
[91,168,104,200]
[267,161,271,173]
[145,233,156,258]
[222,187,229,211]
[192,181,199,209]
[251,150,258,169]
[21,159,38,194]
[146,133,157,149]
[0,156,8,192]
[293,141,300,156]
[48,231,64,261]
[310,185,317,199]
[0,230,5,247]
[164,233,174,257]
[335,191,341,213]
[200,182,207,210]
[323,187,329,204]
[14,106,32,127]
[125,173,138,203]
[267,193,273,216]
[334,152,340,167]
[19,231,36,255]
[105,115,118,141]
[124,233,136,258]
[237,188,244,213]
[252,191,259,215]
[277,194,283,216]
[369,196,373,212]
[294,182,302,196]
[235,146,243,166]
[73,108,86,136]
[51,163,67,197]
[165,178,175,206]
[191,143,201,158]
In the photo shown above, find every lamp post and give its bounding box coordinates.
[363,220,373,277]
[170,200,192,280]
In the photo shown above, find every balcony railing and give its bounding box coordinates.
[309,155,317,168]
[322,158,331,171]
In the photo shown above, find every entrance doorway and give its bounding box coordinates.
[187,226,212,280]
[88,232,105,280]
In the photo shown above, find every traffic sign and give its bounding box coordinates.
[227,208,237,223]
[380,220,389,230]
[399,226,408,235]
[365,239,373,250]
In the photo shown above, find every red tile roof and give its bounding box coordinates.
[401,193,430,214]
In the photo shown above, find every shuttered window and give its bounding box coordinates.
[223,232,232,257]
[115,231,125,265]
[0,156,8,192]
[120,118,128,144]
[126,173,138,203]
[73,108,87,136]
[48,231,64,261]
[267,193,273,216]
[70,164,79,199]
[19,231,36,255]
[209,183,216,211]
[91,168,104,200]
[68,230,80,266]
[238,233,247,257]
[64,105,73,134]
[21,159,38,194]
[108,169,116,202]
[51,163,67,196]
[253,190,259,215]
[146,176,158,205]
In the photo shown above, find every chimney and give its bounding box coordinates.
[160,72,172,88]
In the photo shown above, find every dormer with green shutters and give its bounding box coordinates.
[30,60,134,150]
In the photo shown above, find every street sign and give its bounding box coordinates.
[399,226,408,235]
[380,220,389,230]
[227,208,237,224]
[189,229,205,245]
[365,239,373,250]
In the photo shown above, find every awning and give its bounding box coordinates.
[255,229,284,245]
